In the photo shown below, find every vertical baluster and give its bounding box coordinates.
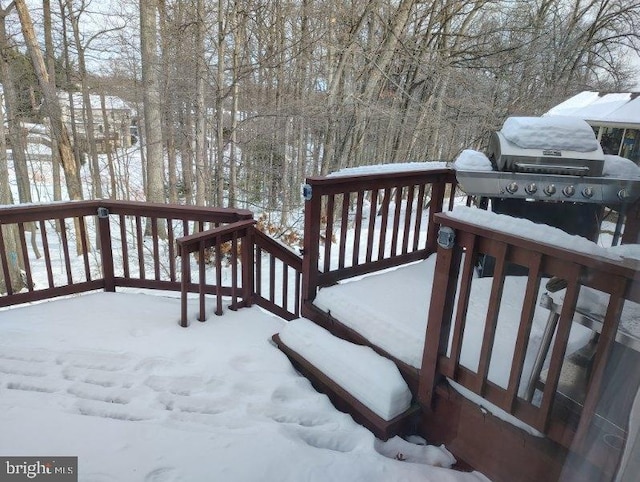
[269,254,276,304]
[17,223,33,290]
[391,187,403,256]
[167,219,176,282]
[352,191,364,267]
[427,180,445,252]
[573,278,627,451]
[446,233,477,378]
[0,225,13,294]
[215,235,223,315]
[59,219,73,285]
[78,216,91,281]
[39,220,54,288]
[180,244,189,327]
[256,246,262,297]
[323,194,335,273]
[504,252,542,412]
[119,214,129,279]
[377,188,391,261]
[198,240,206,321]
[230,233,238,310]
[338,193,349,269]
[402,185,415,255]
[282,263,289,312]
[294,270,301,317]
[151,217,160,280]
[474,242,508,396]
[536,263,581,431]
[365,190,378,263]
[135,215,145,279]
[448,182,456,210]
[413,184,426,251]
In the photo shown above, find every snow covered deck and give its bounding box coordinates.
[0,292,486,481]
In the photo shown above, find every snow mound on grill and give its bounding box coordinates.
[454,150,494,171]
[603,155,640,179]
[500,116,600,152]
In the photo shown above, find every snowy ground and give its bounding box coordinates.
[0,292,488,482]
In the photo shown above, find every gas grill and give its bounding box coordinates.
[456,117,640,276]
[456,117,640,207]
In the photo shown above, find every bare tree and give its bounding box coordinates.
[140,0,165,207]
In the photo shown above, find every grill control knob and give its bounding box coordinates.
[618,189,629,201]
[582,187,594,199]
[525,183,537,195]
[562,185,576,197]
[505,182,519,194]
[544,184,556,196]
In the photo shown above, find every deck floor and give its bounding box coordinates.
[0,291,485,482]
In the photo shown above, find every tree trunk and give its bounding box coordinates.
[140,0,167,236]
[43,0,62,207]
[15,0,83,202]
[67,1,103,200]
[100,94,118,199]
[0,86,24,294]
[195,0,207,206]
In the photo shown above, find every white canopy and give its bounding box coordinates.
[545,91,640,127]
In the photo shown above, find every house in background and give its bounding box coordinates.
[58,92,136,153]
[546,91,640,163]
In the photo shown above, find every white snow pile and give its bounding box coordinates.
[328,161,449,178]
[0,292,489,482]
[446,206,622,262]
[374,436,456,467]
[278,318,412,421]
[603,155,640,179]
[453,150,494,171]
[500,116,600,152]
[314,257,592,388]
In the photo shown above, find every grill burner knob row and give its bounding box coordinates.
[619,189,629,201]
[562,185,576,198]
[582,187,594,199]
[544,184,557,196]
[525,183,537,195]
[506,182,519,194]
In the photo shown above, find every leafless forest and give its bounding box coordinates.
[0,0,639,219]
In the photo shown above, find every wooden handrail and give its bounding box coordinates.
[301,167,457,314]
[420,210,640,470]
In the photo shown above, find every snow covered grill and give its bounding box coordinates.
[456,117,640,206]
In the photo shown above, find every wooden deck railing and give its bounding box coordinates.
[0,200,251,307]
[0,200,302,325]
[301,168,457,309]
[419,211,640,475]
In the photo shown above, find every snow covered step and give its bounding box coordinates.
[274,318,418,440]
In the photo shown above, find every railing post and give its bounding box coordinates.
[418,225,462,407]
[179,243,189,327]
[426,177,446,254]
[301,181,321,313]
[242,226,255,308]
[97,207,115,292]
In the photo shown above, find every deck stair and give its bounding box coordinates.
[273,318,421,440]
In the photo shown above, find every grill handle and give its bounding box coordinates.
[514,162,590,176]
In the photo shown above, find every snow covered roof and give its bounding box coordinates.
[545,91,640,127]
[57,92,132,112]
